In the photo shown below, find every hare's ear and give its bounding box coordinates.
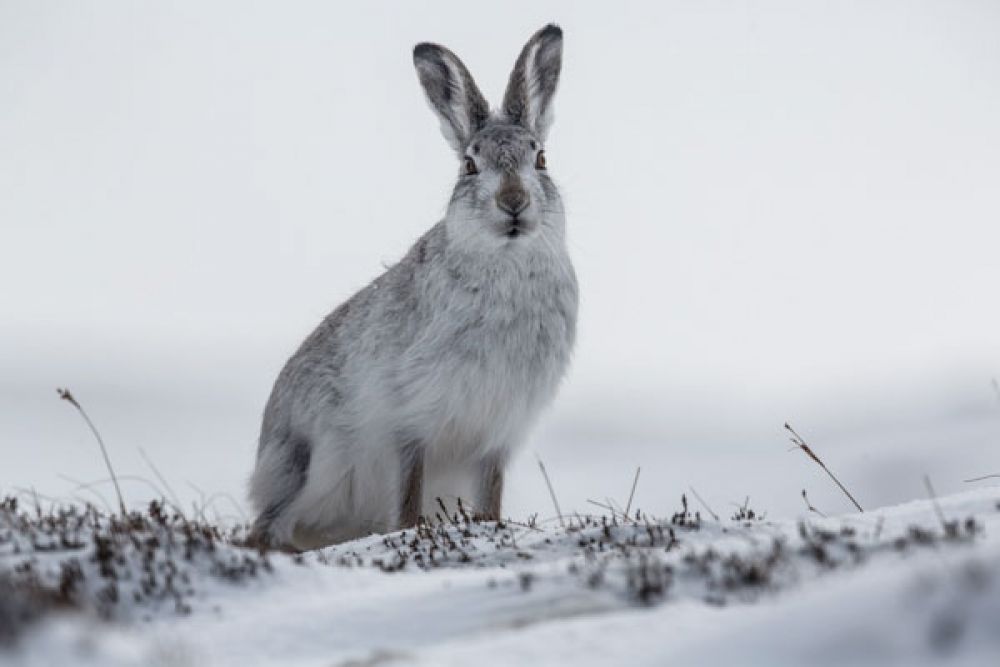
[413,43,490,153]
[502,24,563,141]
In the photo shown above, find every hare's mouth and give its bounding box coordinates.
[502,217,534,239]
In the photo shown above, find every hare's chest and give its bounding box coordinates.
[443,267,574,371]
[390,251,576,449]
[420,268,575,424]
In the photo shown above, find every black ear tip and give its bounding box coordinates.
[539,24,563,40]
[413,42,440,63]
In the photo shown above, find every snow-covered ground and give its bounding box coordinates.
[3,486,998,666]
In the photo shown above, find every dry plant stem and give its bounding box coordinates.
[800,489,827,518]
[586,498,615,514]
[505,518,544,533]
[873,516,885,541]
[688,486,720,521]
[608,496,631,522]
[30,487,42,518]
[14,487,62,509]
[965,474,1000,483]
[186,481,212,523]
[625,467,641,518]
[203,492,248,523]
[785,423,864,513]
[57,388,127,515]
[586,499,634,523]
[58,474,113,513]
[455,498,543,532]
[923,475,948,530]
[536,457,565,528]
[139,447,186,518]
[64,473,167,502]
[436,497,459,526]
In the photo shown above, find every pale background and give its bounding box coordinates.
[2,0,998,524]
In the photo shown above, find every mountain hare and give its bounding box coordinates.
[249,24,577,550]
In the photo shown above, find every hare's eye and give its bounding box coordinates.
[464,157,478,176]
[535,150,547,170]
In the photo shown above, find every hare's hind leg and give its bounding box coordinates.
[477,453,505,521]
[398,441,425,528]
[249,434,311,549]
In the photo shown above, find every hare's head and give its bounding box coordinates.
[414,25,565,249]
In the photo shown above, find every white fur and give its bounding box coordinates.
[249,26,575,549]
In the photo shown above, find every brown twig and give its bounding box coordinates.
[800,489,827,518]
[57,388,127,515]
[536,457,565,528]
[785,423,863,513]
[688,486,720,521]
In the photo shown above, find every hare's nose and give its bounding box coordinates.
[496,187,529,217]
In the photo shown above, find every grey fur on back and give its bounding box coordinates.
[249,24,577,549]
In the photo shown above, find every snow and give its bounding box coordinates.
[3,488,999,666]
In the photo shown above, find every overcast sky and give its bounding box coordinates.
[2,1,999,519]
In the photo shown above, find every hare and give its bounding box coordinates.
[248,24,577,550]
